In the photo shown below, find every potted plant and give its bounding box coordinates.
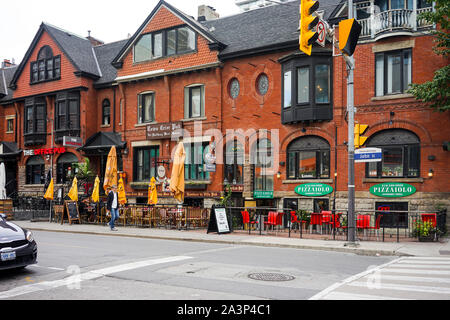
[413,220,437,242]
[297,209,310,230]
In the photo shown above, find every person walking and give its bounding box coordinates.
[106,185,119,231]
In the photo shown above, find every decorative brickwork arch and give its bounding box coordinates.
[281,128,334,152]
[365,120,432,144]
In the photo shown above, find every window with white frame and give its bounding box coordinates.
[137,92,155,124]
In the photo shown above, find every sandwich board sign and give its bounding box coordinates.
[355,148,382,163]
[207,205,231,234]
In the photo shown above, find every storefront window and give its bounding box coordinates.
[224,140,244,185]
[185,143,210,181]
[26,156,45,185]
[287,136,330,179]
[366,129,420,178]
[134,147,159,182]
[252,138,273,192]
[56,153,78,184]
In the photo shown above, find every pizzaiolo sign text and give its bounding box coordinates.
[295,183,333,197]
[370,183,416,198]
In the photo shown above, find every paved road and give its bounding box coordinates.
[0,230,396,300]
[311,256,450,300]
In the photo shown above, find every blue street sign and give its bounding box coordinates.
[355,147,382,163]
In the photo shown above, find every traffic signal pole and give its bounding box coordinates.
[346,0,357,245]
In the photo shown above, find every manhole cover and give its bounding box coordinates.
[248,273,295,282]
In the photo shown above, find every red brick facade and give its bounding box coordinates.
[1,2,449,214]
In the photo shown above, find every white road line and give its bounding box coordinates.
[374,274,450,284]
[0,255,192,299]
[348,281,450,295]
[308,257,403,300]
[381,268,450,275]
[398,261,450,265]
[388,264,450,270]
[322,291,409,300]
[29,265,65,271]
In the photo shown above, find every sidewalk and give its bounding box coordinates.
[13,220,450,257]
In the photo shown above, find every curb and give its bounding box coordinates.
[23,225,402,257]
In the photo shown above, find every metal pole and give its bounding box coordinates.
[346,0,356,244]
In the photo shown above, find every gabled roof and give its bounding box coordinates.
[94,39,128,87]
[201,0,341,60]
[0,65,18,103]
[9,22,102,88]
[111,0,224,67]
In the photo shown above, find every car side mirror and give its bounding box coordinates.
[0,213,6,219]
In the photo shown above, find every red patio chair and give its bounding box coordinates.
[310,213,323,234]
[330,212,342,229]
[420,213,437,228]
[265,211,281,231]
[368,214,383,240]
[357,214,371,240]
[241,211,256,230]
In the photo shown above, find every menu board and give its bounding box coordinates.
[207,206,231,234]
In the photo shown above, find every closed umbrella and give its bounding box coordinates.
[44,178,54,200]
[169,141,186,203]
[103,146,117,192]
[118,175,127,205]
[0,163,6,200]
[148,177,158,205]
[91,176,100,203]
[68,176,78,202]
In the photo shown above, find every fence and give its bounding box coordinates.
[226,207,447,243]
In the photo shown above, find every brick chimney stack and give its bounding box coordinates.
[2,59,14,68]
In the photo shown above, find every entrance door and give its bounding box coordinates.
[314,198,329,213]
[4,161,17,197]
[283,198,298,227]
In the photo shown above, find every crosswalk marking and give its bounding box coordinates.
[311,257,450,300]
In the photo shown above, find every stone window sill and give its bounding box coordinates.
[363,178,424,183]
[371,93,414,102]
[282,179,333,184]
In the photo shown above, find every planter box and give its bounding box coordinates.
[418,235,435,242]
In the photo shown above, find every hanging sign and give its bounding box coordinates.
[295,183,333,197]
[370,183,416,198]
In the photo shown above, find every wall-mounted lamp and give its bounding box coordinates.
[428,169,434,178]
[334,172,338,177]
[277,171,282,179]
[279,161,286,166]
[301,127,307,133]
[123,148,129,155]
[428,155,436,161]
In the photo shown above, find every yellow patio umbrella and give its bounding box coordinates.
[91,176,100,203]
[148,177,158,205]
[118,175,127,205]
[169,141,186,203]
[103,146,117,192]
[68,176,78,202]
[44,178,54,200]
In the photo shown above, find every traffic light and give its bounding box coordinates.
[300,0,319,56]
[354,124,368,149]
[339,18,362,56]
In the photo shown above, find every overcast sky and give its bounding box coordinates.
[1,0,241,64]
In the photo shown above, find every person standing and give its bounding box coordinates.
[107,185,119,231]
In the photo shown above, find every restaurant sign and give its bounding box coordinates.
[24,147,66,156]
[295,183,333,197]
[146,122,182,140]
[254,190,274,199]
[370,183,416,198]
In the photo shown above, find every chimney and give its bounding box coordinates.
[198,5,219,22]
[2,59,14,68]
[86,31,105,46]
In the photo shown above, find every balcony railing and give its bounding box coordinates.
[358,7,433,39]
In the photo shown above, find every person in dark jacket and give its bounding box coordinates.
[106,185,119,231]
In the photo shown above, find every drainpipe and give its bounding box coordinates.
[113,86,116,133]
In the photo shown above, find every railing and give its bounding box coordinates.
[358,7,434,38]
[226,207,447,243]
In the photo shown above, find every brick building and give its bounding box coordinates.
[0,0,449,223]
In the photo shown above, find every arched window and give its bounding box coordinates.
[26,156,45,185]
[224,139,244,185]
[251,138,273,192]
[366,129,420,178]
[102,99,111,126]
[286,136,330,179]
[56,153,78,184]
[30,45,61,83]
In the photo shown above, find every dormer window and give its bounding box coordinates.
[133,26,196,63]
[30,46,61,84]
